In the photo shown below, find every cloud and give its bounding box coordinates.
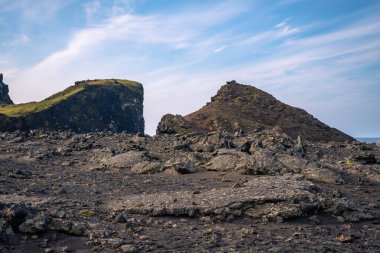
[214,45,227,53]
[7,34,30,46]
[139,12,380,134]
[285,20,380,48]
[279,26,299,36]
[0,0,71,22]
[275,17,292,28]
[240,18,300,46]
[275,17,299,36]
[84,0,101,22]
[9,0,248,102]
[111,0,133,16]
[4,0,380,136]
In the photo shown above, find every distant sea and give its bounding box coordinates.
[355,137,380,144]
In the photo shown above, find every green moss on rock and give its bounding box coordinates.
[0,79,142,117]
[76,79,142,93]
[0,86,85,117]
[0,79,144,133]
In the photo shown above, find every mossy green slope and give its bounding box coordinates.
[0,79,142,117]
[0,79,144,133]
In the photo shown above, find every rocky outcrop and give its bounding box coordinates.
[0,129,379,252]
[0,74,13,105]
[156,114,192,135]
[157,81,354,142]
[0,79,144,133]
[108,175,322,220]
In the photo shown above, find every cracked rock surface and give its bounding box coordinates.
[109,175,321,219]
[0,130,379,252]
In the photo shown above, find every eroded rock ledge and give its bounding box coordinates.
[108,175,371,223]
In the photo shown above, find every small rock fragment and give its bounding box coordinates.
[120,244,137,253]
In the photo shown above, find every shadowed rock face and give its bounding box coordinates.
[0,74,13,105]
[0,79,144,133]
[157,81,354,142]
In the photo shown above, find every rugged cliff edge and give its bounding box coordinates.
[0,74,13,105]
[0,79,144,133]
[157,81,354,142]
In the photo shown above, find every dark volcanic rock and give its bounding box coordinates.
[104,151,147,169]
[108,175,320,219]
[0,79,144,133]
[156,114,191,135]
[0,130,379,252]
[157,80,354,142]
[0,74,13,105]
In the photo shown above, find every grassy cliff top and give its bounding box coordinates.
[0,79,142,117]
[75,79,142,88]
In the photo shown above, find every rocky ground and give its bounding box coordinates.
[0,130,379,252]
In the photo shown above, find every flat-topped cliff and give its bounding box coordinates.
[0,78,144,133]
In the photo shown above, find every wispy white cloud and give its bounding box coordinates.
[84,0,101,22]
[9,0,248,102]
[240,17,300,45]
[275,17,292,28]
[111,0,133,16]
[0,58,18,81]
[0,0,71,22]
[285,21,380,47]
[3,0,380,136]
[275,17,299,35]
[278,25,299,36]
[214,45,227,53]
[7,34,30,46]
[139,11,380,134]
[336,50,380,64]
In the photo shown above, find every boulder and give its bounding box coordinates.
[3,203,29,230]
[156,114,192,135]
[104,151,147,169]
[131,161,162,174]
[277,154,345,184]
[206,148,283,175]
[18,212,51,234]
[164,157,197,174]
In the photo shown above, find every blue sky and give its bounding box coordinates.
[0,0,379,136]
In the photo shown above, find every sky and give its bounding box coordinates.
[0,0,379,136]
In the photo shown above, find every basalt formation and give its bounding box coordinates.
[157,81,354,142]
[0,79,379,253]
[0,130,379,252]
[0,74,13,105]
[0,78,144,133]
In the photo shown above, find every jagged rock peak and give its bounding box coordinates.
[157,80,354,142]
[212,80,275,102]
[0,73,14,105]
[219,80,266,93]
